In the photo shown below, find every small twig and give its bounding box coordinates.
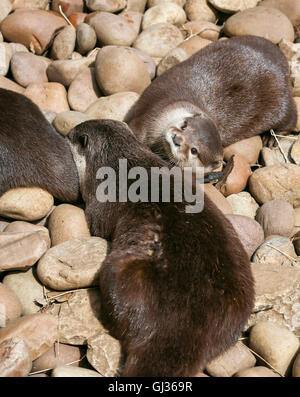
[270,129,289,163]
[245,346,284,377]
[58,5,73,26]
[28,355,87,376]
[265,243,298,266]
[46,287,97,302]
[274,135,298,140]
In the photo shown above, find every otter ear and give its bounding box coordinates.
[78,134,88,148]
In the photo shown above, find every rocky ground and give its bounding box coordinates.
[0,0,300,378]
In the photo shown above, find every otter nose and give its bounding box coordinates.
[212,160,223,170]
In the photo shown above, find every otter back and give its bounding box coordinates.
[0,89,79,202]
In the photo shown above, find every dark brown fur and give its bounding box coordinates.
[0,88,79,202]
[68,119,254,377]
[127,35,297,159]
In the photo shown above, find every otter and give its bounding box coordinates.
[0,88,79,202]
[68,119,254,377]
[126,35,297,171]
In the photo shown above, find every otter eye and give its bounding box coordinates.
[181,121,188,131]
[79,134,88,148]
[191,148,198,156]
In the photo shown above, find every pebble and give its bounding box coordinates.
[87,11,138,47]
[223,136,262,165]
[0,283,22,326]
[95,46,151,95]
[259,0,300,27]
[205,341,256,377]
[24,82,70,113]
[157,36,212,76]
[249,261,300,333]
[45,288,105,345]
[0,338,32,377]
[0,9,67,55]
[185,0,217,23]
[10,52,48,88]
[52,365,102,377]
[234,366,280,377]
[0,187,54,221]
[87,333,121,376]
[226,214,265,258]
[249,321,299,376]
[48,204,90,246]
[76,23,97,55]
[249,164,300,208]
[32,342,82,372]
[133,23,183,58]
[208,0,258,13]
[0,0,12,24]
[3,268,49,315]
[37,237,107,290]
[0,313,58,360]
[46,57,94,87]
[85,91,140,121]
[255,200,295,238]
[226,192,259,219]
[0,75,25,93]
[51,0,84,16]
[51,25,76,60]
[0,43,12,76]
[86,0,126,12]
[224,6,295,44]
[252,235,297,267]
[68,67,101,113]
[142,3,186,29]
[54,111,95,136]
[180,20,221,42]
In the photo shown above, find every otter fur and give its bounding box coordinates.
[0,88,79,202]
[127,35,297,170]
[68,119,254,377]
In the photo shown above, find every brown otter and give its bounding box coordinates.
[68,119,254,377]
[0,88,79,202]
[126,35,297,170]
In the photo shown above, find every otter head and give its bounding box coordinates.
[164,113,223,174]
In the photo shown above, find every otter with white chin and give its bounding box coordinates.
[127,35,297,172]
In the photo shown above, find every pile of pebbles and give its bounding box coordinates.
[0,0,300,377]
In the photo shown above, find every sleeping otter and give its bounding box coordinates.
[0,88,79,202]
[126,35,297,170]
[68,119,254,377]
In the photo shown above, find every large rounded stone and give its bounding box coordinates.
[68,67,101,113]
[185,0,217,22]
[234,366,280,377]
[86,11,138,47]
[46,57,94,87]
[51,0,84,16]
[37,237,108,290]
[252,235,297,267]
[86,0,126,12]
[180,20,221,41]
[32,343,82,372]
[208,0,258,13]
[249,164,300,208]
[24,82,70,112]
[0,75,24,93]
[259,0,300,27]
[142,3,186,29]
[0,338,32,377]
[224,6,295,43]
[10,52,48,88]
[0,9,67,55]
[85,91,139,121]
[54,111,95,136]
[3,268,50,315]
[249,321,299,376]
[0,0,12,23]
[223,136,262,165]
[51,25,76,60]
[0,313,58,360]
[226,214,265,258]
[255,200,295,237]
[76,23,97,55]
[0,43,13,76]
[226,191,259,219]
[48,204,90,246]
[133,23,183,58]
[95,46,151,95]
[12,0,49,10]
[203,183,233,214]
[0,187,54,221]
[52,365,102,377]
[0,283,22,326]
